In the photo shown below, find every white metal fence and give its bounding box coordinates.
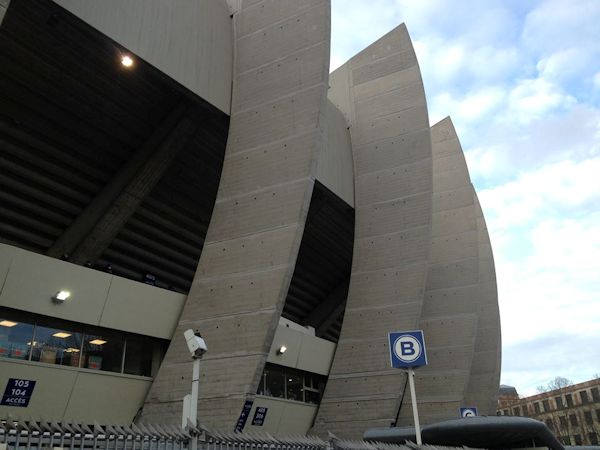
[1,419,448,450]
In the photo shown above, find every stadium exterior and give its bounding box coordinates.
[0,0,500,440]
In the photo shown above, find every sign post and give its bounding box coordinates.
[389,331,427,445]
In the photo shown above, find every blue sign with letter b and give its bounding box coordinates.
[389,330,427,368]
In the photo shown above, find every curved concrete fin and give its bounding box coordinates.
[398,116,480,425]
[313,23,433,438]
[463,190,501,414]
[141,0,332,430]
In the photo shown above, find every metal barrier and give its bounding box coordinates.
[1,419,455,450]
[0,419,189,450]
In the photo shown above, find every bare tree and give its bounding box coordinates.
[537,377,574,393]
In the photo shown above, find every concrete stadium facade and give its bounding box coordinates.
[0,0,499,440]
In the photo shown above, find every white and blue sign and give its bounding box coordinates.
[460,407,478,417]
[1,378,36,407]
[234,399,254,432]
[389,330,427,368]
[251,406,268,426]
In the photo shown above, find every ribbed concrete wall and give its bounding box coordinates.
[318,100,355,207]
[397,117,479,425]
[53,0,233,113]
[463,192,501,414]
[141,0,331,429]
[313,24,433,438]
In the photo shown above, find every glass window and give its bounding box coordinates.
[534,402,541,413]
[82,331,124,373]
[545,419,554,430]
[521,404,528,416]
[589,432,598,445]
[585,411,593,425]
[286,373,303,401]
[566,394,573,407]
[580,390,589,404]
[574,435,582,445]
[555,396,564,409]
[31,325,82,367]
[124,334,157,377]
[304,373,326,405]
[257,372,266,395]
[559,416,568,428]
[264,365,285,398]
[569,414,578,426]
[513,406,520,416]
[0,318,34,360]
[503,409,509,416]
[542,399,550,412]
[592,387,600,402]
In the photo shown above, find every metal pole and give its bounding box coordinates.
[407,368,422,445]
[191,358,200,426]
[190,358,200,450]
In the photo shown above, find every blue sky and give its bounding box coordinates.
[331,0,600,396]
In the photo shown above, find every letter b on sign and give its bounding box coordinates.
[401,341,415,356]
[389,331,427,368]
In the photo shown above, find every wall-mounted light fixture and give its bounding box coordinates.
[121,54,134,68]
[52,290,71,304]
[276,345,287,355]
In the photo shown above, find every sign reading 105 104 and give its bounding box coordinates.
[1,378,36,407]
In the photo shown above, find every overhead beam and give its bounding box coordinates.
[46,103,189,260]
[68,109,199,264]
[303,280,349,333]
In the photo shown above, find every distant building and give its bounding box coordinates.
[497,378,600,446]
[498,384,520,409]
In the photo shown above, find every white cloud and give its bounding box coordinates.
[506,78,577,124]
[479,157,600,230]
[464,144,513,181]
[478,159,600,365]
[522,0,600,53]
[594,72,600,89]
[537,47,591,84]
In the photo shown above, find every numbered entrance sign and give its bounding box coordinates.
[460,407,478,417]
[251,406,268,426]
[389,330,427,368]
[1,378,36,407]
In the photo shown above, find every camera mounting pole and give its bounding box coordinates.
[182,329,208,450]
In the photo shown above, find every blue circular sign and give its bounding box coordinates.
[393,334,422,363]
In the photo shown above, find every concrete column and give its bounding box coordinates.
[141,0,331,430]
[401,117,480,425]
[463,192,501,414]
[313,24,433,438]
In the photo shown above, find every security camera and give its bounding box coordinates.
[184,329,207,359]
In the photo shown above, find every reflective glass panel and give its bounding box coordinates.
[124,335,159,377]
[82,332,124,373]
[0,319,34,360]
[265,365,285,398]
[286,373,303,401]
[31,325,82,367]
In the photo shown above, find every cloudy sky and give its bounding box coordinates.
[330,0,600,396]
